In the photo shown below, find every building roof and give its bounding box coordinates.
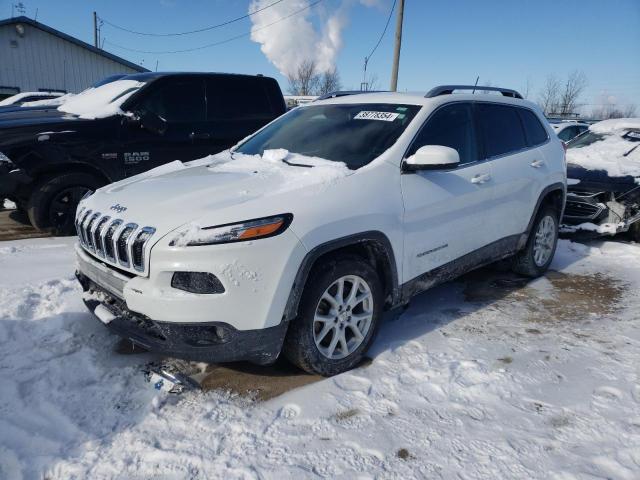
[0,16,148,73]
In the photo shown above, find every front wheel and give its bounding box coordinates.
[283,255,383,376]
[512,206,559,277]
[27,173,103,236]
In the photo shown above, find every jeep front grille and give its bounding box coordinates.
[76,211,155,274]
[564,197,605,221]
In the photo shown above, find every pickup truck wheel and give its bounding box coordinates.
[284,255,383,376]
[27,173,102,236]
[512,206,559,277]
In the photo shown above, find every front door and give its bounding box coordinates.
[401,102,495,283]
[118,77,212,176]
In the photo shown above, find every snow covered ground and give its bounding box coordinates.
[1,237,639,479]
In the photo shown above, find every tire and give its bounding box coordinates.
[283,254,384,376]
[27,173,103,236]
[512,206,559,277]
[629,222,640,243]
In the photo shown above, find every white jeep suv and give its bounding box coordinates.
[75,85,566,376]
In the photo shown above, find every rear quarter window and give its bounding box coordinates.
[208,77,275,120]
[518,109,548,146]
[477,103,528,158]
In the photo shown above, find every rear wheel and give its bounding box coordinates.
[27,173,103,235]
[512,206,559,277]
[283,255,383,376]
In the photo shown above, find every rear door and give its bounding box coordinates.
[477,103,545,242]
[206,76,281,151]
[118,77,209,176]
[401,102,495,281]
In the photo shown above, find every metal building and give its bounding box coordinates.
[0,16,147,99]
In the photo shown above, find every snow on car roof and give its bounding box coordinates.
[590,117,640,134]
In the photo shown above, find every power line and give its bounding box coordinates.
[100,0,287,37]
[365,0,396,64]
[104,0,324,55]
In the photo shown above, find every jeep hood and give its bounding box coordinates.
[81,149,351,238]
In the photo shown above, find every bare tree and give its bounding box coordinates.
[362,72,379,91]
[623,104,638,117]
[558,70,587,115]
[318,68,341,96]
[287,60,320,96]
[592,103,638,120]
[538,75,561,115]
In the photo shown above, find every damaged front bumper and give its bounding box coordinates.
[76,270,288,365]
[562,189,640,236]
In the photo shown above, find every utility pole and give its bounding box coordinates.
[93,11,98,48]
[389,0,405,92]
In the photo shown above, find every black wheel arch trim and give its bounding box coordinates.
[282,231,400,322]
[520,182,566,249]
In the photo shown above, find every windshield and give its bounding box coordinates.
[58,79,146,119]
[235,103,421,169]
[568,131,605,149]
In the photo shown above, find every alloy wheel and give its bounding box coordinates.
[533,215,556,267]
[313,275,374,360]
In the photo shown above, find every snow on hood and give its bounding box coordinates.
[57,80,144,119]
[590,118,640,134]
[567,126,640,180]
[88,149,351,236]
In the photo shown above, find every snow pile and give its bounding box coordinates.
[590,118,640,134]
[2,237,640,478]
[567,127,640,179]
[58,80,145,119]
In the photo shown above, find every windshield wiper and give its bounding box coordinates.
[282,159,313,168]
[623,144,639,157]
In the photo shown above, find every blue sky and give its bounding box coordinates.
[3,0,639,111]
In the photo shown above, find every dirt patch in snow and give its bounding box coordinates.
[200,359,321,401]
[462,269,627,323]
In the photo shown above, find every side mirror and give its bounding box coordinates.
[138,110,167,135]
[403,145,460,171]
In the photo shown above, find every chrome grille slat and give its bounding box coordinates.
[79,210,93,247]
[116,223,138,267]
[104,219,123,261]
[84,213,101,251]
[93,216,111,257]
[132,227,156,271]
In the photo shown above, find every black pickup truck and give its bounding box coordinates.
[0,72,286,234]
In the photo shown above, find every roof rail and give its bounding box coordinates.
[316,90,384,100]
[425,85,523,99]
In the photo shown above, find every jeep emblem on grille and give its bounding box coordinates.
[110,204,127,213]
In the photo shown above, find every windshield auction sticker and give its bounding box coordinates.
[354,111,400,122]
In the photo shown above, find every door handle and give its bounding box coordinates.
[530,159,545,168]
[189,132,211,140]
[471,173,491,184]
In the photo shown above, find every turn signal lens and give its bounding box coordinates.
[171,214,293,247]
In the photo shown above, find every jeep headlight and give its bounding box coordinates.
[171,214,293,247]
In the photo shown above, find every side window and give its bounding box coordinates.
[137,79,206,123]
[518,108,548,146]
[407,102,478,164]
[207,77,273,120]
[477,103,528,157]
[557,126,576,142]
